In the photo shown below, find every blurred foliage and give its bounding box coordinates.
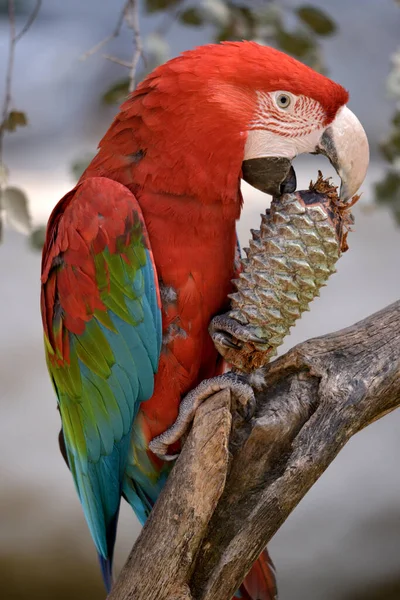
[145,0,180,12]
[102,79,131,105]
[0,0,39,245]
[0,185,32,243]
[375,30,400,223]
[101,0,337,108]
[1,110,28,132]
[296,5,336,36]
[71,154,95,181]
[29,224,47,250]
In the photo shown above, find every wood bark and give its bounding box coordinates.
[108,300,400,600]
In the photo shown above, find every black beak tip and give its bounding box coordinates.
[279,165,297,195]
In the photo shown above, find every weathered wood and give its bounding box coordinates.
[108,390,232,600]
[110,301,400,600]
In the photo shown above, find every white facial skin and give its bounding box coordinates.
[244,91,369,200]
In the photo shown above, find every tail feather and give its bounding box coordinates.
[98,509,119,592]
[238,549,277,600]
[98,555,113,594]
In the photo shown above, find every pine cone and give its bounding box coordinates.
[227,172,359,368]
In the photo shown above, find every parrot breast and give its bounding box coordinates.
[132,186,240,441]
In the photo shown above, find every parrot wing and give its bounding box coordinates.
[41,177,162,585]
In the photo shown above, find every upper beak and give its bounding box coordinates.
[315,106,369,201]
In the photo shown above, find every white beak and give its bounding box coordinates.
[316,106,369,201]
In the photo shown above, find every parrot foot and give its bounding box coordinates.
[209,314,271,371]
[148,372,255,460]
[209,314,264,350]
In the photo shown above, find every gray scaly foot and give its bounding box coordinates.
[209,313,272,370]
[149,372,255,460]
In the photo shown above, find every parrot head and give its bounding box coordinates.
[103,41,369,203]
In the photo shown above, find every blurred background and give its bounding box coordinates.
[1,1,400,599]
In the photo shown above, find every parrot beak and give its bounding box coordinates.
[315,106,369,201]
[242,106,369,202]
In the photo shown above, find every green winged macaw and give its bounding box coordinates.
[41,41,368,599]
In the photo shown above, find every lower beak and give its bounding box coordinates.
[241,106,369,201]
[241,157,297,197]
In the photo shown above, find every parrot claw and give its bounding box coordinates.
[148,372,255,460]
[209,314,271,370]
[209,314,265,349]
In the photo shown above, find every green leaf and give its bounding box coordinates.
[71,154,95,181]
[375,170,400,225]
[145,0,181,13]
[379,131,400,163]
[257,5,282,27]
[0,163,8,188]
[296,6,336,36]
[201,0,230,27]
[1,186,31,235]
[236,5,257,28]
[30,225,47,251]
[392,110,400,129]
[180,7,204,26]
[276,29,315,58]
[375,170,400,201]
[145,33,170,65]
[102,79,130,105]
[215,23,239,43]
[1,110,28,132]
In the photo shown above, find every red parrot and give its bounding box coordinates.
[41,41,369,599]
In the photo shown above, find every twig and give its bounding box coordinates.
[79,0,144,93]
[102,55,133,69]
[15,0,41,43]
[125,0,143,92]
[0,0,41,174]
[0,0,16,169]
[155,0,186,37]
[79,0,128,61]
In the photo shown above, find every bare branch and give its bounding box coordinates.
[79,0,144,93]
[0,0,16,168]
[108,301,400,600]
[0,0,41,173]
[125,0,143,93]
[15,0,41,43]
[103,55,133,69]
[108,390,232,600]
[79,0,128,61]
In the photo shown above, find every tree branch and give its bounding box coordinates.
[0,0,16,169]
[0,0,41,176]
[109,300,400,600]
[124,0,143,93]
[79,1,128,61]
[109,390,232,600]
[79,0,144,93]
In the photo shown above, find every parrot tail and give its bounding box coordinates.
[236,549,277,600]
[98,510,120,593]
[98,555,113,594]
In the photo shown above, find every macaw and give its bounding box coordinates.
[41,41,368,599]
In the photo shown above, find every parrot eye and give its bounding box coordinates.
[276,93,292,109]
